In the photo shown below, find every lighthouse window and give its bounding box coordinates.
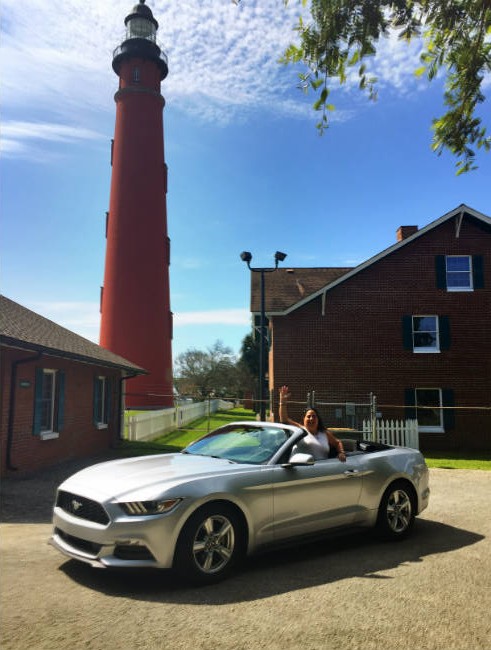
[127,17,156,42]
[133,67,141,83]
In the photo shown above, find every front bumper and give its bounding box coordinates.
[50,503,185,569]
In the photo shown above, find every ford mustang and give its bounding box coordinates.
[50,422,430,584]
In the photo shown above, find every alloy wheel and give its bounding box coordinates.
[192,514,236,574]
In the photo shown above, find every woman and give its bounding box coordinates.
[279,385,346,462]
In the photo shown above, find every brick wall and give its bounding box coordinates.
[270,216,491,452]
[0,349,123,476]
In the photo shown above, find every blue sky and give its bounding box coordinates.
[2,0,490,363]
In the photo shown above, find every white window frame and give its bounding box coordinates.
[446,255,473,292]
[95,376,108,429]
[415,388,444,433]
[412,315,440,353]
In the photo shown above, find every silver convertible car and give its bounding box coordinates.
[50,422,430,584]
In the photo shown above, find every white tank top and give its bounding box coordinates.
[301,430,330,459]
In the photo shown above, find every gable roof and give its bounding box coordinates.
[250,267,353,313]
[0,295,146,375]
[251,204,491,316]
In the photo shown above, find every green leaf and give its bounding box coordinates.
[310,78,324,90]
[349,50,360,66]
[281,0,490,172]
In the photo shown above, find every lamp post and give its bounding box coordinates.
[240,250,287,420]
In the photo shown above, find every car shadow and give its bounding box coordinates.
[59,519,484,603]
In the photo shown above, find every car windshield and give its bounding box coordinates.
[183,424,292,464]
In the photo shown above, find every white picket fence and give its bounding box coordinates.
[363,419,419,450]
[125,399,234,442]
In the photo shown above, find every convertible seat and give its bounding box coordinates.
[340,439,358,452]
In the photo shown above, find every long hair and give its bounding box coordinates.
[303,406,326,432]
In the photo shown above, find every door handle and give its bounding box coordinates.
[344,469,360,477]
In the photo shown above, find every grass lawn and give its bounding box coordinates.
[423,453,491,471]
[118,407,257,457]
[118,408,491,470]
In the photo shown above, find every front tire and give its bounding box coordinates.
[174,504,245,584]
[376,481,416,540]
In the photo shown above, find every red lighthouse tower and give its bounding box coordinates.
[100,0,173,408]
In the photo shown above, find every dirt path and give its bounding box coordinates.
[1,462,490,650]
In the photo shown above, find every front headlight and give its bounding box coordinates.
[119,498,182,516]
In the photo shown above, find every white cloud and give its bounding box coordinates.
[0,139,28,156]
[372,31,426,93]
[0,121,104,158]
[18,300,250,347]
[174,308,250,326]
[24,300,101,342]
[2,121,103,143]
[0,0,435,158]
[482,72,491,90]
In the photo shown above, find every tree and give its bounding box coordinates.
[238,333,260,383]
[174,340,240,398]
[174,337,260,402]
[282,0,490,174]
[236,333,260,407]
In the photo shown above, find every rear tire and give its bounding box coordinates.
[174,503,245,585]
[376,481,416,540]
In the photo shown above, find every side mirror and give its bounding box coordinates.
[282,452,315,468]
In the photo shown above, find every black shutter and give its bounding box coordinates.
[435,255,447,289]
[402,316,413,350]
[472,255,484,289]
[439,316,451,350]
[442,389,455,430]
[404,389,416,420]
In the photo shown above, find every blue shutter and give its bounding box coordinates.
[442,389,455,430]
[33,368,44,435]
[472,255,484,289]
[404,389,416,420]
[93,377,100,425]
[402,316,413,350]
[439,316,451,351]
[106,378,112,424]
[435,255,447,289]
[57,371,65,431]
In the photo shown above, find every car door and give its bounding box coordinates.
[272,455,364,541]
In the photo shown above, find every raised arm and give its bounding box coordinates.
[278,385,300,426]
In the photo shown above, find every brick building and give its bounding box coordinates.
[0,296,146,476]
[249,204,491,452]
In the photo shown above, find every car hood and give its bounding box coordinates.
[58,453,253,502]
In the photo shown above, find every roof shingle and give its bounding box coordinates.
[250,267,353,313]
[0,295,146,374]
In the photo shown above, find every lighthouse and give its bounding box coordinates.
[100,0,173,408]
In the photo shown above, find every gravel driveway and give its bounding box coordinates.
[1,456,490,650]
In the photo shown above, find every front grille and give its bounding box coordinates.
[114,544,155,561]
[57,490,109,525]
[55,528,102,556]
